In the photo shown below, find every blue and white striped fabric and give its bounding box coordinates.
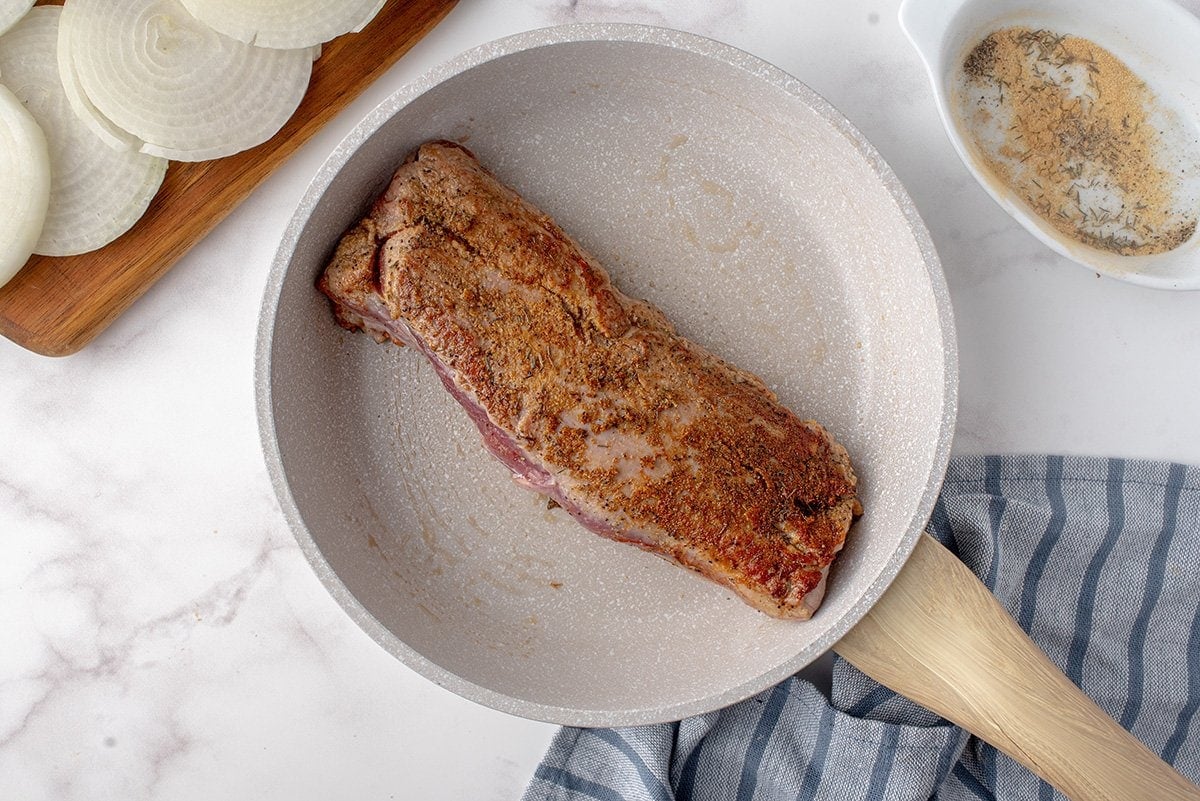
[523,455,1200,801]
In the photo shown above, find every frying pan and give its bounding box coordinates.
[255,25,1200,801]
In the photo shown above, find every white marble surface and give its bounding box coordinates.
[4,1,1200,798]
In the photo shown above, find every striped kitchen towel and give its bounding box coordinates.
[523,455,1200,800]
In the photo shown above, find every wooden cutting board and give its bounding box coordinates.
[0,0,458,356]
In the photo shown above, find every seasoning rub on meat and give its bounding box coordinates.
[318,140,861,620]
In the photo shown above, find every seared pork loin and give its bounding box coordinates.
[318,140,860,619]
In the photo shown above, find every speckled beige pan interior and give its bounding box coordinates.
[256,24,957,726]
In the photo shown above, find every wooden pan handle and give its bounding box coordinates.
[834,533,1200,801]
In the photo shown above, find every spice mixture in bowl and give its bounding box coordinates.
[901,0,1200,288]
[955,27,1197,257]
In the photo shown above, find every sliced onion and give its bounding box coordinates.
[0,84,49,285]
[58,3,142,152]
[0,7,166,256]
[0,0,34,37]
[61,0,313,162]
[177,0,386,50]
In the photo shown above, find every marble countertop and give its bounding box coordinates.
[4,1,1200,798]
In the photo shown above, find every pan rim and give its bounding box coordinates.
[255,22,959,726]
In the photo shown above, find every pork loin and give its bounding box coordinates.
[318,140,860,619]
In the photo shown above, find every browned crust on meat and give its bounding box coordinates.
[319,140,860,619]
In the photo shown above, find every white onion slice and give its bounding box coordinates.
[0,7,166,256]
[0,84,49,285]
[0,0,34,37]
[62,0,313,162]
[57,3,141,152]
[177,0,386,50]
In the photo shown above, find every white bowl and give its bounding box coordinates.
[900,0,1200,289]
